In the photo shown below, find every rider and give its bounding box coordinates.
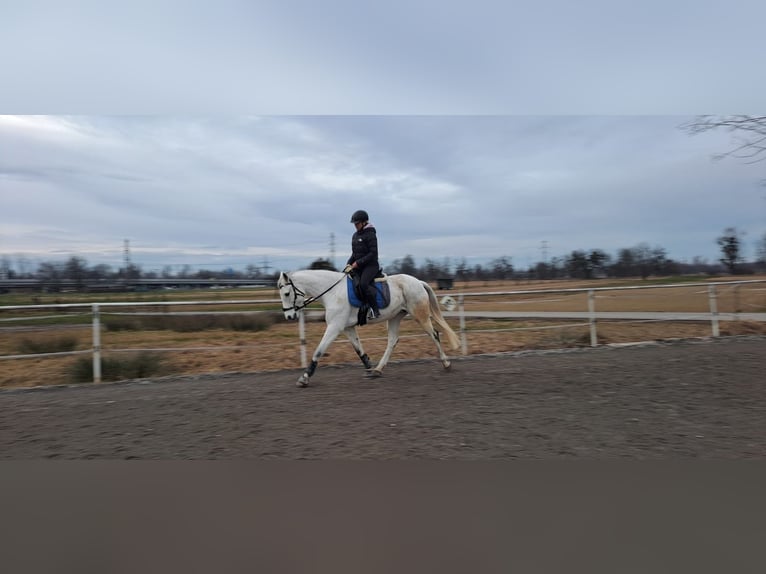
[344,209,381,319]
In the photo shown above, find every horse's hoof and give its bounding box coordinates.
[365,369,382,378]
[443,361,452,371]
[296,376,309,387]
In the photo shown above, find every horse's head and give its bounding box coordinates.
[277,271,305,320]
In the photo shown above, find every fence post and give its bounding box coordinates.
[298,310,308,368]
[92,303,102,383]
[588,289,598,347]
[458,293,467,356]
[708,285,720,337]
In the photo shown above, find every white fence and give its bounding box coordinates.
[448,279,766,355]
[1,280,765,383]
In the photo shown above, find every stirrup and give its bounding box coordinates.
[367,308,380,320]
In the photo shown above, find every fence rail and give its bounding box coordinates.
[1,280,765,383]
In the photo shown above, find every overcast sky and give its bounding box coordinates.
[1,114,764,273]
[1,1,764,274]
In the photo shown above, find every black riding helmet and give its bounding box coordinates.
[350,209,369,223]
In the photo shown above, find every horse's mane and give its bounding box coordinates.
[292,268,343,279]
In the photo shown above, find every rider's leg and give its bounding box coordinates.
[359,265,380,318]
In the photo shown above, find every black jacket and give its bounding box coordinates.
[347,224,379,268]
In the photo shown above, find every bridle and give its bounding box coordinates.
[280,275,309,313]
[280,273,347,313]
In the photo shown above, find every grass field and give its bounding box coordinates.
[2,276,765,388]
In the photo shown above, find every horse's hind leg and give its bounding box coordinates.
[344,326,373,370]
[369,312,405,376]
[412,306,452,370]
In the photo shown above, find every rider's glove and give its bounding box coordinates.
[343,264,354,274]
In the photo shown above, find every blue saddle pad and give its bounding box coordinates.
[346,277,390,309]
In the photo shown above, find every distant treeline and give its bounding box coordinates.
[362,246,761,282]
[310,238,765,281]
[3,229,765,284]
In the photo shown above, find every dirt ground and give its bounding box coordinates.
[0,335,763,459]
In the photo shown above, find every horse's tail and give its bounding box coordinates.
[421,281,461,350]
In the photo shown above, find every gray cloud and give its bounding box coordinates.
[1,115,764,273]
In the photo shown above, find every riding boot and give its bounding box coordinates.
[364,283,380,319]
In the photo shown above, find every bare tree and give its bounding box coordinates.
[489,256,513,280]
[36,261,63,290]
[633,243,654,280]
[755,231,766,271]
[63,256,88,288]
[566,250,590,279]
[0,256,11,280]
[388,254,417,276]
[717,227,745,274]
[308,258,336,271]
[88,264,112,280]
[680,115,766,166]
[454,258,471,282]
[588,249,610,277]
[16,256,30,277]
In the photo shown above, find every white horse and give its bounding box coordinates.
[277,269,460,387]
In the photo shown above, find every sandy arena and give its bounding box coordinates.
[0,336,763,459]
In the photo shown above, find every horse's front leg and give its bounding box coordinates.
[297,322,343,387]
[344,326,373,370]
